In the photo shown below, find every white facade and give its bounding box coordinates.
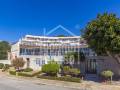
[0,60,11,65]
[10,35,96,70]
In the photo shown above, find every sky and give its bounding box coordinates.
[0,0,120,42]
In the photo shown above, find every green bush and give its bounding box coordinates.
[37,75,81,83]
[69,68,80,76]
[63,66,70,75]
[9,70,16,75]
[101,70,114,78]
[62,66,80,76]
[24,68,33,72]
[42,63,60,76]
[0,63,4,69]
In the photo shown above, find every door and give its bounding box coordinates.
[85,59,97,74]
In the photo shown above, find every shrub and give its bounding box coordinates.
[69,68,80,76]
[37,75,81,83]
[24,68,33,72]
[63,66,70,75]
[101,70,114,78]
[101,70,114,81]
[0,63,4,69]
[62,66,80,76]
[9,70,16,75]
[11,58,25,71]
[42,63,60,76]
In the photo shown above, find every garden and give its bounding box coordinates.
[0,57,82,83]
[0,56,114,84]
[37,61,81,83]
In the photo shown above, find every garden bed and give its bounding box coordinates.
[9,70,16,75]
[17,71,41,77]
[9,69,41,77]
[37,75,81,83]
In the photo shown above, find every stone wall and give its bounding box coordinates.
[81,56,120,78]
[97,56,120,77]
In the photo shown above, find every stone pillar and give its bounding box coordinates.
[26,58,30,68]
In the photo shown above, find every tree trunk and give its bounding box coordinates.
[106,51,120,65]
[110,76,112,83]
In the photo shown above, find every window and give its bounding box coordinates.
[35,58,45,66]
[20,48,25,55]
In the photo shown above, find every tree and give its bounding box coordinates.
[11,58,25,71]
[0,41,11,60]
[83,13,120,59]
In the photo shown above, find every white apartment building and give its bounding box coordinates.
[9,35,120,77]
[9,35,96,70]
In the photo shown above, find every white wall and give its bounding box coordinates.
[19,55,64,70]
[0,60,11,64]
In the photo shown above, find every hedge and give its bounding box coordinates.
[37,75,81,83]
[18,71,41,77]
[17,72,33,77]
[23,68,33,72]
[9,70,16,75]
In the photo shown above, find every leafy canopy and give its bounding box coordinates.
[83,13,120,55]
[0,41,11,59]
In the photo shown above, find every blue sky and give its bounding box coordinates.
[0,0,120,42]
